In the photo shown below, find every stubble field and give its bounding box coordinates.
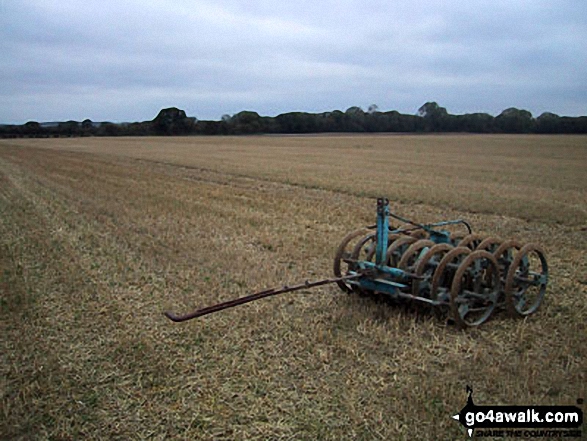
[1,135,586,440]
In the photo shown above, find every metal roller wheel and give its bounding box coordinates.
[333,228,370,293]
[351,233,376,261]
[397,223,428,239]
[505,244,548,317]
[398,239,435,270]
[458,234,485,250]
[409,230,428,240]
[493,239,522,270]
[450,250,500,328]
[367,233,403,262]
[364,242,378,262]
[476,237,502,253]
[385,236,417,267]
[387,233,402,243]
[365,233,406,263]
[475,238,503,285]
[350,233,380,296]
[430,247,472,304]
[412,243,454,298]
[450,233,465,247]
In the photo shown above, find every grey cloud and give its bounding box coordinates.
[1,0,585,123]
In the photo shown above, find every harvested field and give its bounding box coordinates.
[1,135,586,440]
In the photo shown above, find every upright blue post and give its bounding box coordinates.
[376,198,389,266]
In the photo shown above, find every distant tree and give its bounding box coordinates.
[81,119,93,129]
[194,120,227,135]
[58,120,80,137]
[152,107,196,135]
[4,125,20,138]
[535,112,560,134]
[418,102,450,131]
[495,108,534,133]
[345,106,366,131]
[364,111,384,132]
[378,111,401,132]
[401,113,425,132]
[260,116,280,133]
[230,111,262,134]
[558,116,587,134]
[24,121,41,130]
[345,106,364,116]
[10,103,584,137]
[23,121,43,137]
[320,110,345,132]
[97,122,120,136]
[457,113,494,133]
[274,112,319,133]
[80,119,95,136]
[418,102,447,118]
[124,122,151,136]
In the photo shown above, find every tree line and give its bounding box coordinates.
[1,102,586,138]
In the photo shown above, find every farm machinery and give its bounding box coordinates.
[165,198,548,328]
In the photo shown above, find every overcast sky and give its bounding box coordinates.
[1,0,586,123]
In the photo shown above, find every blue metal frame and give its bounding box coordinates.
[355,198,404,298]
[375,198,389,265]
[353,198,461,301]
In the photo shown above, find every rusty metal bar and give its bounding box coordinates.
[164,274,361,322]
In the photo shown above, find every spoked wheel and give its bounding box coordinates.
[350,233,378,295]
[351,233,376,261]
[363,240,380,263]
[505,244,548,317]
[412,243,454,298]
[476,237,502,253]
[398,239,435,270]
[385,236,417,267]
[493,240,522,274]
[450,233,465,247]
[333,228,370,293]
[430,246,471,304]
[408,230,428,240]
[450,250,500,328]
[397,223,428,239]
[458,234,485,250]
